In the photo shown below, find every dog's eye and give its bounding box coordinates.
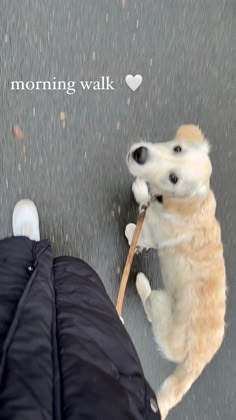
[169,173,178,184]
[173,145,182,153]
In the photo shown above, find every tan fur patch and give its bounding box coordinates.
[174,124,205,143]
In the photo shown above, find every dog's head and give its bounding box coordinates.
[127,125,212,198]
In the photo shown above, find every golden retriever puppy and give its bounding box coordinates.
[125,125,226,419]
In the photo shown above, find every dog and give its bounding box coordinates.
[125,125,226,419]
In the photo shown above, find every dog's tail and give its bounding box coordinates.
[157,357,205,419]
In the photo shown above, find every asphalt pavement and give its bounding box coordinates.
[1,1,236,419]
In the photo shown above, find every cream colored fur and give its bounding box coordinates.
[125,125,226,419]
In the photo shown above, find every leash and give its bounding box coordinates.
[116,204,148,317]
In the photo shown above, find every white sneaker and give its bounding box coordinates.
[12,199,40,241]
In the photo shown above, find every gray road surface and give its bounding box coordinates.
[1,1,236,419]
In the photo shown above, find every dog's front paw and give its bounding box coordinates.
[125,223,136,246]
[132,178,150,205]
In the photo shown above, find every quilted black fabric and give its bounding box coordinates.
[0,237,160,420]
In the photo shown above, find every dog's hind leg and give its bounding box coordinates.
[137,273,187,363]
[136,273,152,321]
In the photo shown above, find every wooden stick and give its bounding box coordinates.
[116,206,147,316]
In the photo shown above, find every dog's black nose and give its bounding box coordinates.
[132,147,148,165]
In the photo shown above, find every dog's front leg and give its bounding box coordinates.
[125,178,154,251]
[125,216,155,251]
[125,223,144,253]
[132,177,151,206]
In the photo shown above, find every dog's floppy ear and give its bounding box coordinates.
[174,125,205,143]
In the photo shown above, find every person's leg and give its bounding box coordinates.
[0,202,57,420]
[54,257,160,420]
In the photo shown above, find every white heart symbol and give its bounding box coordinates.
[125,74,143,91]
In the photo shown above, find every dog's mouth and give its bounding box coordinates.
[146,182,163,204]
